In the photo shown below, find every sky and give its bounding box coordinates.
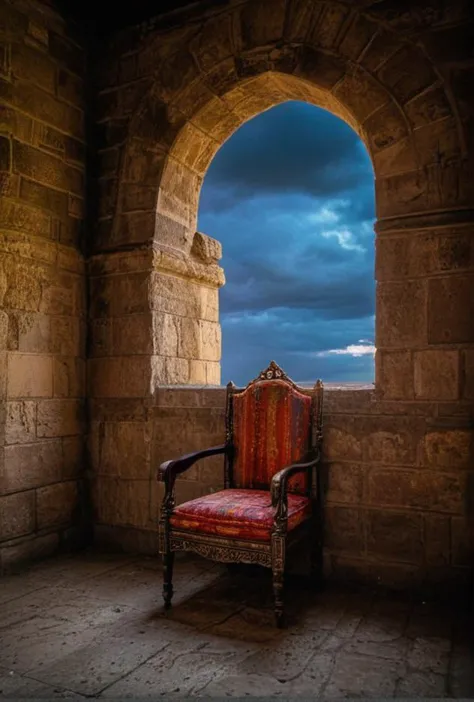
[198,101,375,387]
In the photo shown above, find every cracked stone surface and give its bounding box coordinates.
[0,550,472,698]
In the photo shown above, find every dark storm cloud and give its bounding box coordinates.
[197,101,376,385]
[200,101,373,208]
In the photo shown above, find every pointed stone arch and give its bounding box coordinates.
[91,0,472,395]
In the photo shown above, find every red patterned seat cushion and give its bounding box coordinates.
[170,489,311,542]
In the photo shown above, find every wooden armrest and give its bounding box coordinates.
[158,445,227,483]
[270,450,321,508]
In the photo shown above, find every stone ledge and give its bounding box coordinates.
[88,245,225,286]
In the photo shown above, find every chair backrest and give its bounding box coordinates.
[225,361,323,494]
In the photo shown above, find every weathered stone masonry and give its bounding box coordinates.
[0,0,473,594]
[0,0,86,568]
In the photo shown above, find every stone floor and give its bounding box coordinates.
[0,550,473,699]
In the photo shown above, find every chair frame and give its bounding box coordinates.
[158,361,324,627]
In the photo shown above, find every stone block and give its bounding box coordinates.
[377,228,473,283]
[94,476,151,529]
[0,134,10,171]
[13,141,83,195]
[463,350,474,399]
[428,276,474,343]
[120,183,156,213]
[344,14,381,59]
[367,511,423,563]
[367,469,465,514]
[451,516,472,566]
[53,357,85,398]
[199,320,221,362]
[150,272,219,322]
[89,272,150,319]
[62,436,84,480]
[88,357,151,398]
[123,480,153,529]
[378,44,436,104]
[376,171,426,219]
[57,68,84,106]
[199,458,225,487]
[162,356,190,384]
[37,399,84,437]
[326,463,364,505]
[189,14,234,72]
[0,532,59,570]
[49,32,84,75]
[405,85,452,128]
[0,198,51,239]
[3,259,42,312]
[414,350,459,400]
[0,311,7,350]
[421,430,472,470]
[377,282,427,348]
[109,314,152,356]
[415,117,461,168]
[424,515,450,566]
[333,69,388,124]
[19,178,69,219]
[36,481,78,529]
[2,440,62,493]
[189,359,207,384]
[0,173,19,198]
[51,317,80,356]
[88,318,112,357]
[5,400,36,445]
[191,232,222,264]
[376,350,413,400]
[152,312,178,357]
[39,275,75,317]
[11,43,55,93]
[7,354,52,398]
[324,506,365,554]
[323,419,363,461]
[149,478,164,523]
[113,210,156,249]
[8,312,51,353]
[364,417,420,465]
[373,136,416,178]
[366,102,408,153]
[99,422,150,479]
[177,316,200,359]
[0,490,35,541]
[206,361,221,385]
[174,478,204,506]
[307,2,349,50]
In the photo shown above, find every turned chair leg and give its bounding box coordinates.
[272,569,285,628]
[163,550,175,609]
[271,535,286,628]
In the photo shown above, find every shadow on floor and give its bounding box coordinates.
[0,549,473,698]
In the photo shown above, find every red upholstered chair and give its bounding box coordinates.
[158,361,324,627]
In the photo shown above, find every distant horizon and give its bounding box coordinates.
[198,101,375,388]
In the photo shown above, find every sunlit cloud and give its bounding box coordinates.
[317,342,376,358]
[321,228,365,252]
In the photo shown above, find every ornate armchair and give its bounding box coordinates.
[158,361,324,627]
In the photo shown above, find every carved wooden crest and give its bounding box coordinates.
[257,360,290,382]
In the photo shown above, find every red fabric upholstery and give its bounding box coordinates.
[232,380,312,492]
[170,489,311,542]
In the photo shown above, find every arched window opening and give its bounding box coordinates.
[198,101,375,387]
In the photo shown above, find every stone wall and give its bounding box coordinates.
[0,0,87,570]
[93,386,473,597]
